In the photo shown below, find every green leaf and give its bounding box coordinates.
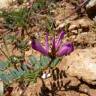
[1,7,29,28]
[40,55,50,67]
[0,73,9,83]
[50,58,61,67]
[4,35,16,43]
[29,55,38,66]
[0,60,9,70]
[10,69,18,78]
[10,68,25,79]
[32,0,46,11]
[8,73,15,81]
[17,67,26,76]
[22,64,28,71]
[23,70,39,83]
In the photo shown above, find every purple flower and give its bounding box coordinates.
[31,31,74,57]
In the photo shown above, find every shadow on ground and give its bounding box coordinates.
[39,67,96,96]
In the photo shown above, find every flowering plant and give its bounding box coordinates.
[31,31,74,58]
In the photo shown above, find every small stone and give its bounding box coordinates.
[77,19,90,28]
[79,84,90,93]
[69,24,78,31]
[41,73,47,79]
[86,0,96,9]
[47,73,51,78]
[93,16,96,22]
[28,40,32,45]
[0,0,14,9]
[41,72,51,79]
[56,20,70,30]
[71,30,78,35]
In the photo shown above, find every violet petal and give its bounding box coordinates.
[56,42,74,57]
[32,39,48,56]
[55,31,65,50]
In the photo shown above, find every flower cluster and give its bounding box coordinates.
[31,31,74,58]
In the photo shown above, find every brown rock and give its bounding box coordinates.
[74,32,96,46]
[68,18,93,32]
[0,0,14,9]
[65,48,96,84]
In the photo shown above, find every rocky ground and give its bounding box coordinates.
[1,0,96,96]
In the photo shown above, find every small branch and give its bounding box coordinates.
[0,48,9,60]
